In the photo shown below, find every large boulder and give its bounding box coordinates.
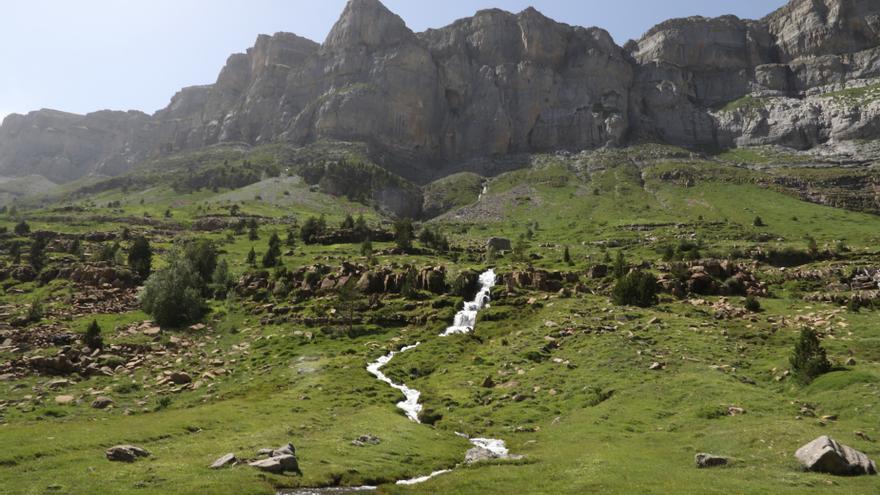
[795,436,877,475]
[248,454,301,474]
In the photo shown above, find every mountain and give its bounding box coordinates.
[1,0,878,184]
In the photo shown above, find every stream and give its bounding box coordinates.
[282,269,504,494]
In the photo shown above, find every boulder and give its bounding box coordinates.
[91,396,114,409]
[55,395,76,405]
[210,453,237,469]
[248,454,301,474]
[169,372,192,385]
[106,445,151,463]
[272,443,296,457]
[464,446,497,464]
[351,434,381,447]
[795,436,877,476]
[486,237,512,251]
[695,453,729,468]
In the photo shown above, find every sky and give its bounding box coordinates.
[0,0,786,122]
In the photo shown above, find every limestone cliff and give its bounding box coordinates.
[1,0,878,184]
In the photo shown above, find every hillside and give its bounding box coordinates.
[0,145,879,493]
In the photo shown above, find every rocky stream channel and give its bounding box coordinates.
[282,269,513,494]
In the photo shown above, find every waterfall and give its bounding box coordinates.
[441,269,496,336]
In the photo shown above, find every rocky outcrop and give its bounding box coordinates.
[1,0,878,184]
[795,436,877,475]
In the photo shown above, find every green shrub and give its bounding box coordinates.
[744,295,761,312]
[140,250,206,327]
[262,232,282,268]
[84,319,104,350]
[127,236,152,279]
[790,328,832,385]
[612,271,658,307]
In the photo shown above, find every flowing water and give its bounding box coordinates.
[440,269,497,336]
[282,269,506,493]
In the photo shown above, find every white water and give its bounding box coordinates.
[396,469,452,486]
[298,269,505,492]
[366,343,423,423]
[441,269,497,336]
[469,437,509,457]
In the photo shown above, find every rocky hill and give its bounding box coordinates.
[1,0,878,184]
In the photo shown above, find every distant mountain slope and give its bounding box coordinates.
[1,0,878,184]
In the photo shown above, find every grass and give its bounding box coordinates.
[1,146,879,494]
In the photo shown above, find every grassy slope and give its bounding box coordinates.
[1,152,879,494]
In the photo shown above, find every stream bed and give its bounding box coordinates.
[281,269,506,494]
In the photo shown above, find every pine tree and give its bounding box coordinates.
[247,247,256,266]
[790,328,831,384]
[84,319,104,350]
[612,251,628,279]
[563,246,572,265]
[262,232,282,268]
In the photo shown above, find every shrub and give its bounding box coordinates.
[29,237,48,273]
[300,215,327,244]
[744,295,761,312]
[753,216,765,227]
[612,270,658,307]
[27,297,44,323]
[14,220,30,236]
[127,236,152,279]
[247,247,256,266]
[184,239,217,289]
[563,246,572,265]
[790,328,832,385]
[611,251,628,279]
[140,251,206,327]
[84,319,104,350]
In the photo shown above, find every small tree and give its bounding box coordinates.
[337,278,362,335]
[14,220,30,236]
[341,214,355,230]
[354,214,369,241]
[753,216,765,227]
[360,238,373,257]
[127,236,152,279]
[211,258,232,297]
[790,328,832,384]
[394,218,414,251]
[612,251,628,279]
[184,239,217,288]
[285,226,298,248]
[563,246,572,265]
[248,220,259,241]
[247,247,257,266]
[262,232,282,268]
[512,237,529,262]
[140,251,206,327]
[300,215,326,244]
[29,236,48,273]
[84,319,104,350]
[612,270,658,307]
[27,297,44,323]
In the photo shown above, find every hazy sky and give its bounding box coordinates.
[1,0,786,121]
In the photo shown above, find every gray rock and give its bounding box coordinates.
[695,453,729,468]
[464,446,497,464]
[91,396,114,409]
[210,453,237,469]
[248,454,301,474]
[795,436,877,475]
[272,443,296,457]
[486,237,512,252]
[351,434,381,447]
[106,445,151,463]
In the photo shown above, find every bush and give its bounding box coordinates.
[14,220,30,236]
[790,328,832,385]
[744,295,761,312]
[27,297,44,323]
[84,319,104,350]
[753,216,765,227]
[300,215,327,244]
[184,239,218,286]
[127,236,152,279]
[29,237,48,272]
[612,271,658,307]
[611,251,628,279]
[140,250,206,327]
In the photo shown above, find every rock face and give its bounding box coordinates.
[1,0,879,183]
[795,436,877,475]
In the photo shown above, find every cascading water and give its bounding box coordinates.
[365,343,422,423]
[284,270,505,492]
[441,269,497,336]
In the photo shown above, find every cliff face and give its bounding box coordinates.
[1,0,878,184]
